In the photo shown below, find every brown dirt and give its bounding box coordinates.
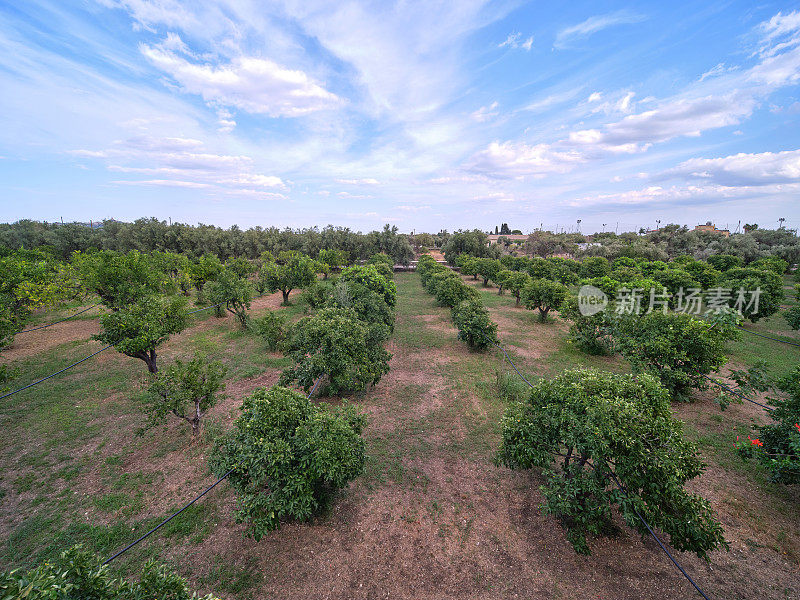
[0,319,101,362]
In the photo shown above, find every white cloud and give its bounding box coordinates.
[141,40,341,117]
[467,141,585,178]
[499,32,533,51]
[335,178,380,185]
[555,10,646,48]
[658,149,800,186]
[471,101,499,122]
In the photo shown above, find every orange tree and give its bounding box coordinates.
[497,368,727,557]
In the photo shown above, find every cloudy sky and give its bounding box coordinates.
[1,1,799,233]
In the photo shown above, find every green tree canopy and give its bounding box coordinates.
[498,368,727,558]
[260,251,317,305]
[210,385,365,539]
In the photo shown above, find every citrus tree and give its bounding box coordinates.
[502,270,531,306]
[737,366,800,484]
[260,251,317,305]
[521,278,569,322]
[339,264,397,308]
[560,295,616,355]
[280,307,391,395]
[94,295,188,373]
[615,310,739,400]
[451,298,498,350]
[318,248,349,277]
[207,269,253,327]
[188,253,224,294]
[719,266,784,322]
[75,250,165,310]
[435,276,480,308]
[0,545,220,599]
[209,385,365,539]
[144,354,227,437]
[497,368,727,558]
[475,258,501,287]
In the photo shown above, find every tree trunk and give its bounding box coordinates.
[146,348,158,373]
[282,289,291,304]
[539,307,550,322]
[482,277,489,287]
[515,295,521,307]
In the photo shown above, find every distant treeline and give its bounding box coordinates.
[0,219,423,265]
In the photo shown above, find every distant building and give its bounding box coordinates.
[693,222,730,237]
[487,234,528,245]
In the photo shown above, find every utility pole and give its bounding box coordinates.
[602,223,607,232]
[615,222,619,234]
[576,219,581,233]
[779,217,786,229]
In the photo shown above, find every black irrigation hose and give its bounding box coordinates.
[0,345,113,401]
[485,338,536,388]
[487,335,713,600]
[17,304,99,333]
[737,326,800,348]
[702,374,773,410]
[102,375,325,565]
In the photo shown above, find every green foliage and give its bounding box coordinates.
[526,257,556,280]
[442,229,498,264]
[579,257,610,278]
[260,251,317,304]
[426,269,459,295]
[560,295,616,355]
[225,256,255,278]
[521,278,569,322]
[501,270,531,306]
[652,269,699,306]
[188,253,224,292]
[280,307,391,395]
[252,310,287,351]
[475,258,501,286]
[707,254,742,272]
[329,280,395,331]
[339,264,397,308]
[719,266,784,322]
[581,276,621,297]
[451,299,498,351]
[75,250,165,309]
[457,254,480,279]
[434,275,480,308]
[94,295,188,373]
[144,354,227,437]
[751,256,788,275]
[682,260,721,289]
[786,288,800,330]
[318,248,349,277]
[207,269,253,327]
[615,311,739,400]
[209,385,365,538]
[738,367,800,484]
[497,368,727,558]
[0,545,219,599]
[639,260,668,277]
[300,280,334,309]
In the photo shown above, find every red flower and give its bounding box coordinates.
[749,437,763,447]
[794,423,800,434]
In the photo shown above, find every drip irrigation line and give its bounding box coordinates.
[484,337,536,388]
[737,326,800,348]
[102,375,324,565]
[0,345,113,401]
[702,374,773,410]
[187,302,225,315]
[486,335,713,600]
[17,304,99,333]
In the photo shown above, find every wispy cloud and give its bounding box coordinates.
[498,32,533,51]
[555,10,646,49]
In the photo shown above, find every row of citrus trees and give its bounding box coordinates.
[0,250,398,597]
[456,249,800,486]
[422,250,800,559]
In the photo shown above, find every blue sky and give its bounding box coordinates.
[1,0,799,233]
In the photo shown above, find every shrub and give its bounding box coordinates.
[615,310,739,400]
[579,257,610,278]
[718,266,784,322]
[560,295,616,355]
[340,264,397,308]
[497,368,727,558]
[707,254,742,272]
[426,269,458,295]
[451,299,498,351]
[252,310,287,350]
[0,545,219,599]
[738,367,800,484]
[521,278,569,322]
[300,280,334,309]
[144,354,227,437]
[751,256,788,275]
[210,385,365,539]
[435,276,480,308]
[280,307,391,395]
[94,295,188,373]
